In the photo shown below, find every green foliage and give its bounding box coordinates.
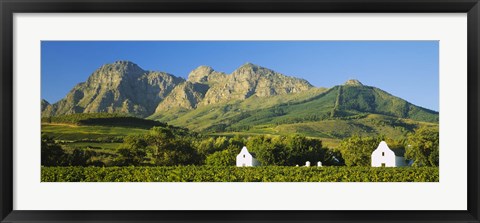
[337,86,438,123]
[146,127,199,166]
[205,146,238,166]
[339,135,382,166]
[41,135,101,167]
[41,135,67,166]
[338,86,376,112]
[287,135,325,165]
[42,166,439,182]
[68,149,97,166]
[246,135,287,165]
[114,135,148,166]
[245,135,326,166]
[323,149,345,166]
[194,136,231,162]
[405,126,439,166]
[228,135,246,148]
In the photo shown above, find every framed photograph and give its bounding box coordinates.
[1,0,479,222]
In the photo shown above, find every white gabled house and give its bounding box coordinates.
[371,141,406,167]
[236,146,260,167]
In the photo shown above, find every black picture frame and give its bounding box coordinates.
[1,0,479,222]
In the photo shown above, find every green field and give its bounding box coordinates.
[255,116,436,142]
[64,142,122,150]
[59,142,122,155]
[42,123,149,141]
[42,166,439,182]
[42,123,148,160]
[208,114,437,148]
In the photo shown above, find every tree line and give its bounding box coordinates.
[41,126,343,167]
[339,126,439,167]
[42,125,438,167]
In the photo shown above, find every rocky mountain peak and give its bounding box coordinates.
[42,62,183,118]
[113,60,137,66]
[235,62,260,72]
[241,62,256,67]
[232,63,277,80]
[43,62,315,118]
[187,65,215,83]
[344,79,364,86]
[102,60,143,74]
[86,61,146,86]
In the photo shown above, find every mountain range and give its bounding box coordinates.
[42,61,438,139]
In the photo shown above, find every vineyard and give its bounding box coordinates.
[42,166,439,182]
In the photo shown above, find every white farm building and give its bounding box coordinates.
[236,146,260,167]
[371,141,406,167]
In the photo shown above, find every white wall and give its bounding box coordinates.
[236,147,254,167]
[371,141,397,167]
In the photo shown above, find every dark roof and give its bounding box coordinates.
[391,148,406,157]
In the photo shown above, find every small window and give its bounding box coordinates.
[243,154,245,158]
[382,152,385,156]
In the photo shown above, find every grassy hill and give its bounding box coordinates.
[41,112,190,131]
[209,114,436,148]
[150,88,330,131]
[41,113,190,154]
[149,84,438,142]
[41,123,149,142]
[333,85,438,122]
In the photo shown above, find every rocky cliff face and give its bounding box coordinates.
[43,61,314,117]
[41,99,50,111]
[201,63,312,105]
[154,65,227,112]
[154,82,210,111]
[42,61,184,117]
[154,63,313,113]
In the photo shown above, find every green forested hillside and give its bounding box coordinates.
[334,85,438,122]
[150,83,438,142]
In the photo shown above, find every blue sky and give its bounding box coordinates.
[41,41,439,111]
